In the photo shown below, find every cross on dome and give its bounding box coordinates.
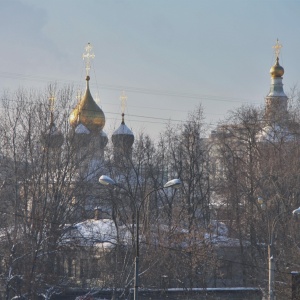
[49,94,55,124]
[272,39,282,60]
[120,91,127,114]
[82,42,95,76]
[49,95,55,113]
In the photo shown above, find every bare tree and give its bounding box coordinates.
[0,85,100,299]
[212,102,300,297]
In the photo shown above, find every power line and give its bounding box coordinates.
[0,71,261,105]
[0,97,223,128]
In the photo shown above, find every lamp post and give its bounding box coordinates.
[258,197,298,300]
[99,175,182,300]
[291,207,300,300]
[267,213,286,300]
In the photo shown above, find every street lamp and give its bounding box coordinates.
[99,175,182,300]
[292,207,300,215]
[258,197,298,300]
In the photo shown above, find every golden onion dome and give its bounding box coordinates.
[69,76,105,132]
[270,57,284,78]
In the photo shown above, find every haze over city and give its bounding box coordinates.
[1,0,300,140]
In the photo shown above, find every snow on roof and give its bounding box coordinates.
[75,123,91,134]
[140,287,261,292]
[156,220,245,248]
[62,219,130,248]
[204,233,243,247]
[49,124,62,135]
[62,218,246,250]
[100,130,107,137]
[209,220,228,236]
[112,124,134,136]
[256,124,294,143]
[204,220,249,247]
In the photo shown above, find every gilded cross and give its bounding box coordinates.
[82,42,95,76]
[273,39,282,60]
[120,91,128,114]
[49,95,55,124]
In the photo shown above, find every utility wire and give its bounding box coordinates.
[0,71,261,105]
[0,97,225,128]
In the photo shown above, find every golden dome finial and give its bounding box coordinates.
[82,42,95,76]
[69,43,105,132]
[270,39,284,78]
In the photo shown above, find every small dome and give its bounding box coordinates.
[99,130,108,148]
[41,123,64,148]
[69,76,105,132]
[112,114,134,149]
[270,57,284,78]
[73,123,91,146]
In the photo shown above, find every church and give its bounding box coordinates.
[0,40,297,300]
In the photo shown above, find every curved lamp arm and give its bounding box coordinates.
[99,175,181,192]
[257,197,293,245]
[99,175,181,300]
[99,175,116,186]
[99,175,182,208]
[293,207,300,215]
[164,178,182,189]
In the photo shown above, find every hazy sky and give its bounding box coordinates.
[1,0,300,140]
